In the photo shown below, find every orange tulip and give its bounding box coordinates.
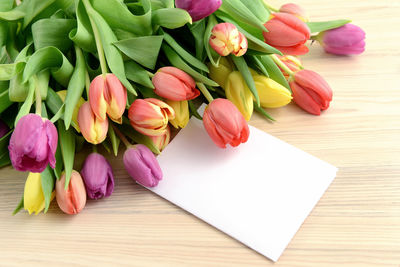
[78,102,109,144]
[56,170,87,215]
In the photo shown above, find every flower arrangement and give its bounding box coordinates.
[0,0,365,215]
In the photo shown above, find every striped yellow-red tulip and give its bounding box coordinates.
[77,102,109,144]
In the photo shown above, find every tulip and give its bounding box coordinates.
[128,98,175,137]
[149,126,170,152]
[279,3,308,22]
[289,69,333,115]
[81,153,114,199]
[263,13,310,55]
[317,23,365,55]
[251,71,292,108]
[78,102,109,144]
[175,0,222,22]
[224,71,253,121]
[277,55,303,77]
[24,172,54,215]
[209,23,248,57]
[208,56,235,88]
[152,67,200,101]
[89,73,127,123]
[9,114,58,173]
[123,144,163,187]
[203,98,249,148]
[56,170,87,215]
[56,90,85,132]
[0,119,9,138]
[165,100,189,128]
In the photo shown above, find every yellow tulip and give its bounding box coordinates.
[252,74,292,108]
[57,90,85,132]
[165,100,189,129]
[24,173,54,215]
[225,71,253,121]
[208,56,235,88]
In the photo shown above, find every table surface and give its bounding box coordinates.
[1,0,400,266]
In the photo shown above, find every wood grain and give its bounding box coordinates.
[1,0,400,266]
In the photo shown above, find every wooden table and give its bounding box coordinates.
[1,0,399,266]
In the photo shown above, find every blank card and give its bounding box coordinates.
[145,111,337,262]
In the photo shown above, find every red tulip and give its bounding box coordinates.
[152,67,200,101]
[203,98,249,148]
[289,70,333,115]
[263,13,310,55]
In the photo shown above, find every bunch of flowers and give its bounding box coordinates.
[0,0,365,215]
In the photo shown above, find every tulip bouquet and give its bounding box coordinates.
[0,0,365,215]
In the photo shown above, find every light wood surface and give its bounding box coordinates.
[1,0,400,266]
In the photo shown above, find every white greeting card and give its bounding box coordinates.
[145,110,337,261]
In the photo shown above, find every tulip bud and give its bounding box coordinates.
[0,119,9,138]
[89,73,127,123]
[209,23,248,57]
[81,153,114,199]
[317,23,365,55]
[56,90,85,132]
[251,73,292,108]
[263,13,310,55]
[208,56,235,88]
[175,0,222,22]
[152,67,200,101]
[123,144,163,187]
[224,71,253,121]
[56,170,87,215]
[78,102,109,144]
[24,172,54,215]
[149,125,171,152]
[203,98,249,148]
[165,100,189,129]
[289,69,333,115]
[128,98,175,137]
[279,3,308,22]
[9,114,58,173]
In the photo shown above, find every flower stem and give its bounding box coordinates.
[146,71,155,78]
[263,1,279,12]
[111,124,131,148]
[196,82,214,103]
[34,76,41,115]
[82,0,108,75]
[92,145,97,153]
[270,54,294,77]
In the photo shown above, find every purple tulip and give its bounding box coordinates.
[318,23,365,55]
[175,0,222,22]
[9,114,58,172]
[0,120,9,138]
[123,144,162,187]
[81,153,114,199]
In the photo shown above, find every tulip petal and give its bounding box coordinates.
[290,81,321,115]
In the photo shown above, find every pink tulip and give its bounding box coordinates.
[9,114,57,173]
[203,98,249,148]
[209,23,248,57]
[89,74,127,123]
[128,98,175,137]
[56,170,87,215]
[152,67,200,101]
[175,0,222,22]
[318,24,365,55]
[279,3,308,22]
[78,102,109,144]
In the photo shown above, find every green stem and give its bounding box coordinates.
[111,124,131,148]
[146,71,155,78]
[263,1,279,12]
[92,145,97,153]
[85,70,91,100]
[82,0,108,75]
[196,82,214,103]
[34,76,41,115]
[270,54,294,77]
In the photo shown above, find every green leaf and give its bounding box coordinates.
[23,46,73,87]
[204,15,220,67]
[45,87,63,115]
[0,90,12,114]
[108,125,120,157]
[253,104,275,122]
[113,35,164,70]
[230,55,260,106]
[40,166,55,213]
[149,0,174,10]
[121,123,160,155]
[152,8,192,29]
[188,100,202,120]
[69,0,96,53]
[91,0,152,36]
[0,150,11,168]
[50,103,65,123]
[124,61,154,89]
[188,20,206,60]
[238,0,270,22]
[0,62,23,80]
[32,18,77,53]
[307,19,351,33]
[246,55,269,77]
[84,0,137,95]
[12,196,24,215]
[64,46,86,130]
[161,30,209,73]
[257,55,290,91]
[162,44,218,87]
[53,141,63,180]
[57,120,75,190]
[0,130,11,154]
[14,80,35,126]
